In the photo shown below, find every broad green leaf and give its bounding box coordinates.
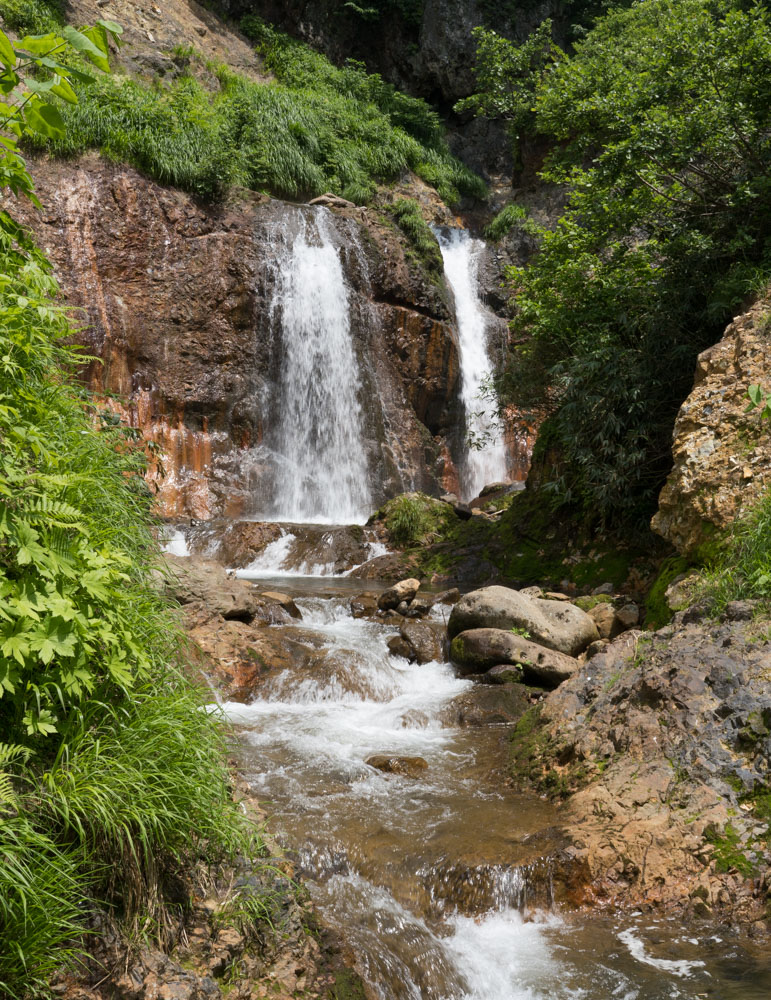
[17,34,60,57]
[62,25,109,73]
[0,30,15,70]
[97,19,124,38]
[24,101,66,139]
[51,77,78,105]
[25,78,56,96]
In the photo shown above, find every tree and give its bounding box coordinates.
[464,0,771,526]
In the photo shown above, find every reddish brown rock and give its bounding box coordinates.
[8,157,464,519]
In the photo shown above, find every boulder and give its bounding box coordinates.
[260,591,302,619]
[614,602,640,630]
[589,603,616,640]
[377,577,421,611]
[366,754,428,778]
[163,555,258,622]
[399,620,443,664]
[443,683,531,727]
[652,294,771,555]
[484,664,524,685]
[387,635,415,660]
[404,595,433,618]
[350,593,378,619]
[432,587,461,606]
[450,628,581,688]
[448,586,599,656]
[479,481,510,497]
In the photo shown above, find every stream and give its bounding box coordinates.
[220,578,771,1000]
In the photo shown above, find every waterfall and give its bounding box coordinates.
[263,207,371,524]
[436,228,509,500]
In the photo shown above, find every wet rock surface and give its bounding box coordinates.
[521,618,771,924]
[366,754,429,777]
[163,554,263,622]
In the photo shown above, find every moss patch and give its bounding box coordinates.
[645,555,691,628]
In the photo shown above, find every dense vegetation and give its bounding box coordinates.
[0,22,258,997]
[463,0,771,529]
[0,1,483,205]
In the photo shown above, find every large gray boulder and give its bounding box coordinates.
[450,628,581,688]
[448,586,599,656]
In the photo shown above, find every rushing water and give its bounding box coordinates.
[261,207,371,524]
[222,586,771,1000]
[435,229,509,501]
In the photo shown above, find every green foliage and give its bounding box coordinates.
[645,556,691,629]
[380,492,449,548]
[455,21,559,142]
[40,15,483,207]
[484,202,537,242]
[0,17,121,208]
[699,486,771,612]
[0,0,62,35]
[746,383,771,420]
[0,22,265,991]
[384,198,443,278]
[336,0,424,28]
[704,822,755,876]
[467,0,771,526]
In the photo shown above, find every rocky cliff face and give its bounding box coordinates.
[11,156,464,519]
[652,294,771,556]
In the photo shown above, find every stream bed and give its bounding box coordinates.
[221,581,771,999]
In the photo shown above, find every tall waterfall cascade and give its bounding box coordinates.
[261,207,371,524]
[436,228,509,501]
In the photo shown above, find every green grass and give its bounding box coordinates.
[699,486,771,614]
[0,0,62,35]
[484,202,537,242]
[380,492,450,547]
[37,15,485,207]
[384,198,444,279]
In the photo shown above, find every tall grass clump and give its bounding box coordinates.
[40,16,485,206]
[699,488,771,614]
[0,223,258,992]
[484,203,538,242]
[385,198,443,278]
[381,492,449,547]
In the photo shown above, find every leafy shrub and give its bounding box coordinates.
[0,216,257,990]
[484,202,537,242]
[699,487,771,614]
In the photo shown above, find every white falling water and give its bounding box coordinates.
[267,208,370,524]
[437,229,508,500]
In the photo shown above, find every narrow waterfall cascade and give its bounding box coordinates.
[221,588,762,1000]
[436,229,509,500]
[262,207,371,524]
